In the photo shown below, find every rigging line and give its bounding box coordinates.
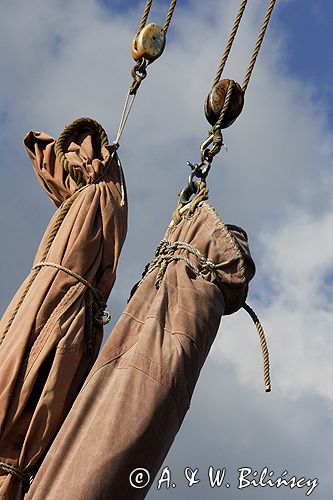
[242,0,277,92]
[137,0,153,34]
[163,0,178,33]
[114,90,136,146]
[212,0,248,89]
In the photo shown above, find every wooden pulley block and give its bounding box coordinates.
[131,23,166,62]
[204,79,244,129]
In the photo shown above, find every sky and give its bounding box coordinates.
[0,0,332,499]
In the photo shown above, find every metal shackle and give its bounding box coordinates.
[131,23,166,62]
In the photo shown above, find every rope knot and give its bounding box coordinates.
[137,239,222,291]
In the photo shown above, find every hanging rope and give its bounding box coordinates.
[212,0,277,96]
[243,303,271,392]
[209,0,277,154]
[136,0,177,36]
[242,0,277,92]
[137,0,153,34]
[163,0,178,33]
[212,0,248,89]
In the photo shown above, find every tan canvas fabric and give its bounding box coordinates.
[27,202,254,500]
[0,119,127,500]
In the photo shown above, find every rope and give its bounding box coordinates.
[55,118,109,188]
[212,0,277,93]
[209,0,277,142]
[163,0,178,33]
[0,462,32,492]
[0,193,79,347]
[32,262,111,326]
[242,0,277,92]
[137,0,153,34]
[243,303,271,392]
[214,80,235,131]
[212,0,248,89]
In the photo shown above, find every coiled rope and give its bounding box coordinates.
[55,117,109,189]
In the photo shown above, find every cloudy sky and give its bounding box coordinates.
[0,0,332,498]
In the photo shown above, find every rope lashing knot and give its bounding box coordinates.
[140,239,221,290]
[32,262,111,327]
[0,462,33,492]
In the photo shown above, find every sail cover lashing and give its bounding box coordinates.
[0,118,127,499]
[26,201,255,500]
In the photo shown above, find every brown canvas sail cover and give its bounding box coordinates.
[0,118,127,499]
[27,201,255,500]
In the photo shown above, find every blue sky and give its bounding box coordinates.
[0,1,333,499]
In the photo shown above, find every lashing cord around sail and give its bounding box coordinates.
[31,263,110,327]
[32,262,111,358]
